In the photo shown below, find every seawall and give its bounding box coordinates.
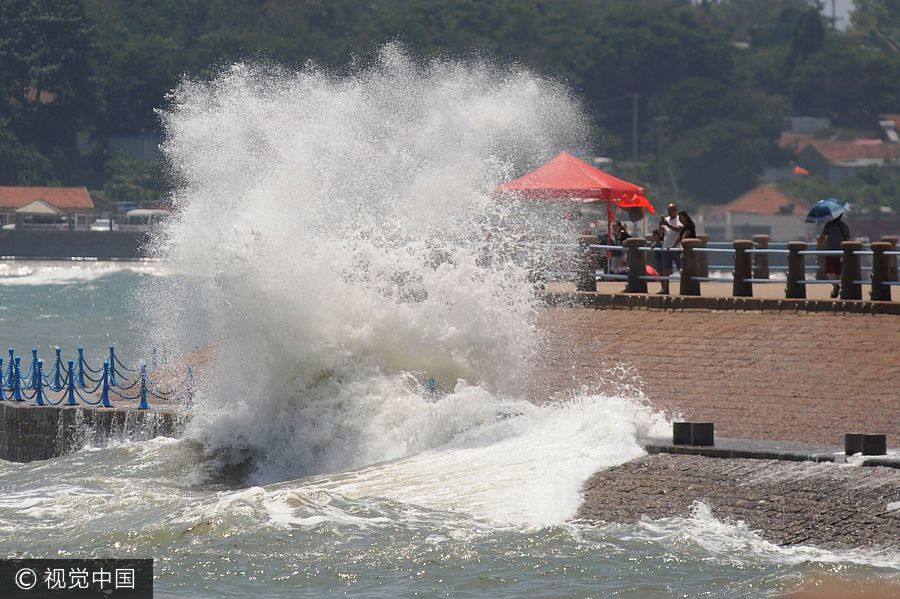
[532,303,899,444]
[0,230,148,260]
[530,299,900,549]
[0,402,183,462]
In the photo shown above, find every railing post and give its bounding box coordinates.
[34,360,45,406]
[27,348,38,386]
[576,235,599,292]
[12,357,23,401]
[65,360,77,405]
[680,238,702,296]
[697,234,709,278]
[786,241,807,299]
[6,348,14,387]
[624,238,647,293]
[0,359,4,397]
[815,237,827,280]
[100,362,112,408]
[752,234,770,280]
[839,240,863,300]
[732,240,754,297]
[869,242,892,301]
[138,363,149,410]
[882,236,898,282]
[77,346,86,388]
[30,349,40,391]
[53,346,62,390]
[186,365,194,410]
[108,346,118,387]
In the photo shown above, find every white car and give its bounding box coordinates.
[90,218,119,231]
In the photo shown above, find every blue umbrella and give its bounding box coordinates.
[806,198,849,224]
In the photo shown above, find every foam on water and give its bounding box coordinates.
[0,261,164,285]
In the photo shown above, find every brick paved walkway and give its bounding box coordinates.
[533,306,900,445]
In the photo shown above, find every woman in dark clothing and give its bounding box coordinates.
[677,210,697,242]
[611,220,631,273]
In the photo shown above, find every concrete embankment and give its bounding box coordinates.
[0,230,148,260]
[532,299,899,549]
[0,402,183,462]
[578,453,900,551]
[532,304,899,444]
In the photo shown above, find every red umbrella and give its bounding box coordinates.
[617,193,656,213]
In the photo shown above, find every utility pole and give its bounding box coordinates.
[631,93,640,178]
[654,115,669,199]
[831,0,837,30]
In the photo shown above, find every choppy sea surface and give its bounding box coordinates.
[1,263,898,598]
[4,49,900,597]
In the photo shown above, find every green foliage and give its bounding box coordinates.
[98,152,164,203]
[783,167,900,216]
[0,0,897,209]
[0,119,54,185]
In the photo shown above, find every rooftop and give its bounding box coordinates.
[0,186,94,211]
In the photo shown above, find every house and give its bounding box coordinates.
[797,139,900,183]
[0,186,95,229]
[698,184,815,241]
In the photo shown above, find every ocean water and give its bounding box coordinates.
[2,48,899,597]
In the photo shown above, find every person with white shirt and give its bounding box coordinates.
[658,202,683,294]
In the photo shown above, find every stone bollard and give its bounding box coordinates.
[845,433,887,456]
[786,241,807,299]
[697,234,710,278]
[869,242,893,301]
[752,234,770,280]
[576,235,599,292]
[839,240,863,300]
[673,421,715,446]
[732,240,754,297]
[680,238,702,296]
[815,237,827,280]
[624,237,648,294]
[882,236,898,282]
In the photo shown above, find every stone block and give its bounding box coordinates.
[691,422,715,446]
[863,434,887,456]
[673,422,692,445]
[845,433,864,456]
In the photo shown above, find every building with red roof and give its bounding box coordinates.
[698,184,815,241]
[797,139,900,182]
[0,186,95,229]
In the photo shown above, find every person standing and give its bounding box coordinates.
[610,220,631,273]
[818,214,850,298]
[658,203,683,294]
[677,210,697,242]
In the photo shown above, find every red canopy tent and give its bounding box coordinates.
[497,151,644,202]
[496,151,649,239]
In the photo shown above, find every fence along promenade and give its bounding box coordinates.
[0,345,194,410]
[576,234,900,302]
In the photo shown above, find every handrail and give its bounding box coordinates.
[0,345,193,410]
[577,237,898,301]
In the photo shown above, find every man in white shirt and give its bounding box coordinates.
[658,202,683,294]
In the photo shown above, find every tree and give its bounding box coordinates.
[0,119,54,185]
[791,39,900,125]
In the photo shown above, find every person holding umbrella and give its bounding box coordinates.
[807,198,851,298]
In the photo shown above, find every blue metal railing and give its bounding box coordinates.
[0,345,193,410]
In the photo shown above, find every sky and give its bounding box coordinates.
[821,0,853,30]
